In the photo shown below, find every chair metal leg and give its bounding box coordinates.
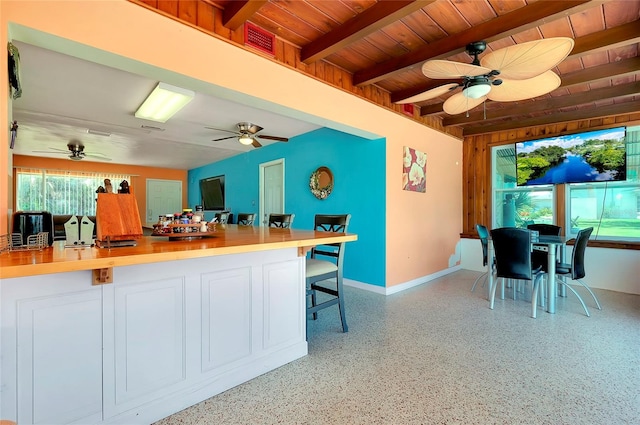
[471,270,488,292]
[336,276,348,332]
[311,290,318,320]
[575,279,602,310]
[489,276,499,310]
[558,277,590,317]
[531,274,543,318]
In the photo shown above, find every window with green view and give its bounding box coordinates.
[16,169,130,216]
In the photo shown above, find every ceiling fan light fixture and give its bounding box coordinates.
[462,81,491,99]
[135,82,194,123]
[238,134,254,145]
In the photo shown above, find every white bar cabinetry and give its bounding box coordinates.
[1,248,306,425]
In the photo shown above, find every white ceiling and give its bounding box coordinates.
[10,41,322,169]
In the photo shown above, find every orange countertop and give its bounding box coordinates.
[0,225,357,279]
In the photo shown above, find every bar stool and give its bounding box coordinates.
[214,211,229,224]
[268,213,295,228]
[237,213,256,225]
[306,214,351,333]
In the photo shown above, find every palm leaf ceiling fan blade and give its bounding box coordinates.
[488,70,561,102]
[421,60,491,79]
[396,83,460,104]
[480,37,574,80]
[443,92,487,115]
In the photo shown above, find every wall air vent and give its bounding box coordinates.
[244,22,276,56]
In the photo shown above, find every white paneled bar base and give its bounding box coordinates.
[1,249,306,425]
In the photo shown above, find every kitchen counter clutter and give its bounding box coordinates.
[0,224,356,279]
[0,225,356,425]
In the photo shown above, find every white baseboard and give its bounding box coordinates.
[345,265,462,295]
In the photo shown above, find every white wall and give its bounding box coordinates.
[459,238,640,295]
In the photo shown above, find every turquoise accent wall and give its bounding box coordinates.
[188,127,386,287]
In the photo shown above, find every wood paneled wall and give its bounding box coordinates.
[462,113,640,238]
[129,0,463,140]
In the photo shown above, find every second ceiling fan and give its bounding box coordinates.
[397,37,575,115]
[208,122,289,148]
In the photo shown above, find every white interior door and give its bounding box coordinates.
[146,179,182,224]
[259,159,284,226]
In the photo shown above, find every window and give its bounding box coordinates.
[492,145,555,229]
[491,126,640,241]
[16,168,130,216]
[566,125,640,240]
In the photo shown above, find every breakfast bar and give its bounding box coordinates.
[0,225,356,425]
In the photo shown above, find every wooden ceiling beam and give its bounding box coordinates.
[301,0,435,64]
[570,20,640,58]
[561,57,640,88]
[419,103,445,115]
[443,82,640,126]
[353,0,602,86]
[222,0,267,30]
[463,100,640,136]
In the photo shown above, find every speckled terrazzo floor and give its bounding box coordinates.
[154,270,640,425]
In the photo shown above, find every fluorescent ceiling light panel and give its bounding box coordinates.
[135,82,195,123]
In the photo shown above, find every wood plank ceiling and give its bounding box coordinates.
[148,0,640,137]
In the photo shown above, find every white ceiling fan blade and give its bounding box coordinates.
[480,37,574,80]
[395,83,460,104]
[422,60,492,79]
[32,150,67,154]
[487,71,561,102]
[33,147,68,153]
[443,92,487,115]
[85,153,112,161]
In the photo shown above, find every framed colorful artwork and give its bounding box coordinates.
[402,146,426,192]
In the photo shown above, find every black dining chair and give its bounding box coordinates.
[546,227,600,317]
[268,213,295,228]
[490,227,545,318]
[306,214,351,334]
[527,223,562,271]
[236,213,256,226]
[214,212,229,224]
[471,223,491,292]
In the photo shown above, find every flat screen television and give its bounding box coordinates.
[516,127,627,186]
[200,175,225,210]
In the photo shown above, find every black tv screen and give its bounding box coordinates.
[200,175,225,210]
[516,127,627,186]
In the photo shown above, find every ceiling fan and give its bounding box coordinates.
[397,37,575,115]
[207,122,289,148]
[33,142,112,161]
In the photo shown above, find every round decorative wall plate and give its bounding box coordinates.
[309,166,334,200]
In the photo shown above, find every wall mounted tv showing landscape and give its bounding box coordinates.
[200,175,225,210]
[516,127,627,186]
